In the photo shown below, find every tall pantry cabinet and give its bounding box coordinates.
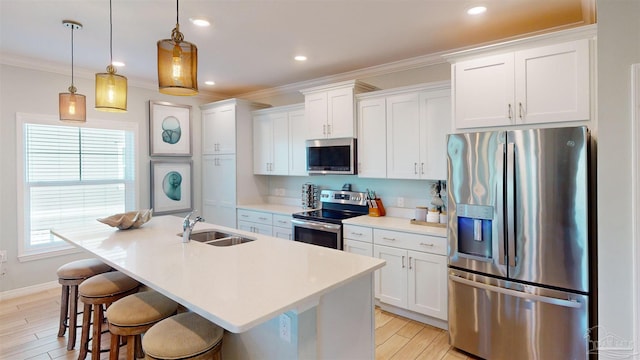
[200,99,269,228]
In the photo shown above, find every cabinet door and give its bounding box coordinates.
[271,112,289,175]
[407,251,447,320]
[202,155,237,228]
[345,239,373,257]
[357,97,387,178]
[253,113,272,175]
[327,87,355,138]
[454,53,515,129]
[515,39,590,124]
[386,93,421,179]
[288,109,308,176]
[273,226,292,240]
[374,245,407,307]
[203,105,236,154]
[305,92,328,139]
[420,90,451,180]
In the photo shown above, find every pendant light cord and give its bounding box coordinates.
[70,25,75,88]
[109,0,113,65]
[176,0,179,25]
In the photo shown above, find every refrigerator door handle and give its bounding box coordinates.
[506,142,517,267]
[497,143,506,265]
[449,274,582,309]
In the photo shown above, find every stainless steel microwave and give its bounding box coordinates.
[306,138,357,175]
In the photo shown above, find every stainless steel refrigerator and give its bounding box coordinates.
[447,126,593,360]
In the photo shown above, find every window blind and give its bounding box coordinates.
[23,123,135,250]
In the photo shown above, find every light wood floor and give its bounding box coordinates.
[0,287,474,359]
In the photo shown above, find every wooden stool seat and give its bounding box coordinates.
[56,258,111,350]
[106,290,179,360]
[142,312,224,360]
[78,271,139,360]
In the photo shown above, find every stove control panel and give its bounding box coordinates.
[320,190,367,206]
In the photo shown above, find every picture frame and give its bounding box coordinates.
[150,159,193,215]
[149,100,192,156]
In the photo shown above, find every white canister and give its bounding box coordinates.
[415,207,427,222]
[426,209,440,223]
[440,212,448,224]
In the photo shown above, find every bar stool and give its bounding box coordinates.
[57,258,112,350]
[106,290,179,360]
[78,271,140,360]
[142,312,224,360]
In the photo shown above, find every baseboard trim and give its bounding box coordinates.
[0,280,58,301]
[375,300,448,331]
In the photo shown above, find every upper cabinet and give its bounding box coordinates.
[202,104,238,154]
[447,31,594,129]
[356,82,451,181]
[252,104,307,176]
[301,80,377,139]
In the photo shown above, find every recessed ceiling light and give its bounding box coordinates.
[190,17,211,27]
[204,80,215,86]
[111,61,125,67]
[294,55,307,61]
[467,6,487,15]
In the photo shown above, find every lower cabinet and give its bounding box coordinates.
[344,225,373,256]
[236,209,293,239]
[373,230,447,321]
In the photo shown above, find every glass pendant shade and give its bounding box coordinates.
[95,65,127,112]
[60,20,86,122]
[59,90,86,122]
[158,36,198,95]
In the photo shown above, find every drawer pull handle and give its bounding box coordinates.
[259,217,268,221]
[351,232,363,236]
[241,214,249,218]
[278,220,287,224]
[420,242,435,247]
[383,237,396,241]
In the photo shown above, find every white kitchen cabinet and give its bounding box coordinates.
[301,80,377,139]
[344,225,373,257]
[237,209,273,236]
[252,104,307,176]
[202,104,237,154]
[200,99,269,229]
[287,107,308,176]
[253,111,289,175]
[202,154,237,228]
[273,214,293,240]
[452,38,590,128]
[373,229,447,320]
[385,87,451,180]
[356,97,387,178]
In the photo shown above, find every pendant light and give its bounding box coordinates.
[157,0,198,96]
[95,0,127,112]
[59,20,86,122]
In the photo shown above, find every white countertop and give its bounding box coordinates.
[237,204,310,216]
[53,216,384,333]
[343,215,448,238]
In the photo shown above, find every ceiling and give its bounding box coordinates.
[0,0,595,97]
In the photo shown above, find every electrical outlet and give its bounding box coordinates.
[397,197,405,207]
[279,313,291,343]
[0,250,6,263]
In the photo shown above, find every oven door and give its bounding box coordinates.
[292,219,342,250]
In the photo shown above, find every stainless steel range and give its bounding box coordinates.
[292,189,368,250]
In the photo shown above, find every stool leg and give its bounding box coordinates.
[134,334,144,358]
[126,335,137,359]
[78,302,92,360]
[91,304,104,360]
[67,284,79,350]
[58,284,69,337]
[109,332,120,360]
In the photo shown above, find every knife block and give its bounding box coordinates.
[368,199,386,217]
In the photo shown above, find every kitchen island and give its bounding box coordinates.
[53,215,385,359]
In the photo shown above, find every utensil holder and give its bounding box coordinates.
[368,199,386,217]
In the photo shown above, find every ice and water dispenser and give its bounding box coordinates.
[456,203,494,259]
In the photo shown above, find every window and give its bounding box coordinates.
[17,113,138,260]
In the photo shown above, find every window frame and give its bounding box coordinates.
[16,113,140,261]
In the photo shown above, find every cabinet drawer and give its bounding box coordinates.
[343,225,373,243]
[273,214,292,229]
[374,229,446,255]
[237,209,273,225]
[273,226,292,240]
[238,220,272,236]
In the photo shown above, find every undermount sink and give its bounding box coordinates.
[178,230,255,247]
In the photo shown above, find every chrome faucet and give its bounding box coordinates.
[182,211,204,243]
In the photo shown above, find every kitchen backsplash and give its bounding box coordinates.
[264,175,447,217]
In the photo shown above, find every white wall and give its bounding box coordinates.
[0,64,213,291]
[596,0,640,356]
